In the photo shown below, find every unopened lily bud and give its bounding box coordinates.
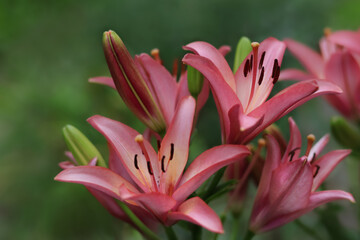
[331,116,360,152]
[62,125,106,167]
[187,65,204,98]
[103,30,166,133]
[233,36,252,73]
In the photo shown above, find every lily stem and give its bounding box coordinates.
[294,219,323,240]
[164,226,178,240]
[201,167,226,200]
[230,214,240,240]
[117,201,160,240]
[243,229,255,240]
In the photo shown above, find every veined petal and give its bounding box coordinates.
[308,190,355,207]
[54,166,139,200]
[123,190,177,218]
[256,190,354,232]
[226,104,263,144]
[183,53,240,143]
[167,197,223,233]
[328,30,360,54]
[88,115,160,192]
[252,135,282,218]
[89,76,116,89]
[173,145,250,202]
[311,149,351,191]
[135,54,178,126]
[277,80,343,121]
[279,69,314,81]
[184,41,236,91]
[325,51,360,117]
[281,118,302,163]
[244,80,319,143]
[108,144,138,187]
[284,38,325,78]
[268,160,312,216]
[236,38,286,112]
[158,96,195,194]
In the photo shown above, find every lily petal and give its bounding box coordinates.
[284,38,325,78]
[88,115,160,192]
[167,197,224,233]
[311,149,351,191]
[328,30,360,54]
[173,145,250,202]
[308,190,355,207]
[184,41,236,91]
[236,38,286,112]
[89,76,116,89]
[159,96,195,194]
[183,53,240,143]
[54,166,139,200]
[308,134,330,162]
[281,118,302,163]
[122,190,177,218]
[244,80,319,143]
[135,54,178,125]
[279,69,314,81]
[252,135,282,217]
[257,189,354,233]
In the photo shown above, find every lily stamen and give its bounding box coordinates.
[150,48,162,64]
[135,134,158,190]
[305,134,315,157]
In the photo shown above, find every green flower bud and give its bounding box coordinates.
[233,37,252,73]
[187,65,204,98]
[63,125,107,167]
[331,116,360,153]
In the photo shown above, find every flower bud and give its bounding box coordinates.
[63,125,106,167]
[331,116,360,152]
[103,30,166,133]
[233,36,252,73]
[187,65,204,98]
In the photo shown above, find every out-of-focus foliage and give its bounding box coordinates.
[0,0,359,239]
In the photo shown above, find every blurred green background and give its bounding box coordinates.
[0,0,359,239]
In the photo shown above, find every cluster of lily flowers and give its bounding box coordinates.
[55,28,360,239]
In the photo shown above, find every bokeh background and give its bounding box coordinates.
[1,0,359,239]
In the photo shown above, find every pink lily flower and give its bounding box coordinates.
[90,30,219,134]
[249,117,355,233]
[182,38,341,144]
[59,152,159,231]
[55,96,250,233]
[282,29,360,120]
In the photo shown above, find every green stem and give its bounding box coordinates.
[294,219,323,240]
[164,226,178,240]
[230,215,240,240]
[201,167,226,200]
[117,201,160,240]
[243,229,255,240]
[191,224,202,240]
